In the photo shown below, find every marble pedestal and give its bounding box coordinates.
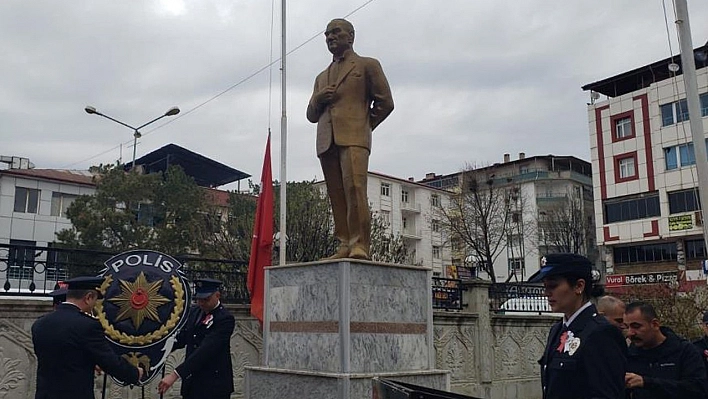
[245,259,449,399]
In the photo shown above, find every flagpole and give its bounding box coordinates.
[279,0,287,266]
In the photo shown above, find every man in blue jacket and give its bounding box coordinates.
[624,301,708,398]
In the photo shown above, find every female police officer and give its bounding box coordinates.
[530,253,626,399]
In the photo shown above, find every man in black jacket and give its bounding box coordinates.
[32,276,143,399]
[158,278,235,399]
[624,301,708,398]
[692,311,708,378]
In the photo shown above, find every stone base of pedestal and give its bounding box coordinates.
[263,259,435,373]
[245,367,449,399]
[244,259,448,398]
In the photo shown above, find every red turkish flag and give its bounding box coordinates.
[247,133,274,325]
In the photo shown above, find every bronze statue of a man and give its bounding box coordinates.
[307,18,394,260]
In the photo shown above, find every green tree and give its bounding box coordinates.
[275,180,337,262]
[57,164,208,256]
[194,191,257,260]
[370,211,414,264]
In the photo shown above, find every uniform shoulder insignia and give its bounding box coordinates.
[81,311,99,319]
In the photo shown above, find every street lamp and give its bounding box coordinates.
[84,105,180,170]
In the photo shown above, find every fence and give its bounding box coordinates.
[432,277,464,310]
[0,243,473,309]
[488,282,554,314]
[0,243,250,303]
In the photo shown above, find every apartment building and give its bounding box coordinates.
[582,43,708,288]
[0,145,249,291]
[420,154,595,282]
[315,172,453,275]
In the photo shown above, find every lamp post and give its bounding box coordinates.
[84,105,180,170]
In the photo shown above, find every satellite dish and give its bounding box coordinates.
[668,63,680,72]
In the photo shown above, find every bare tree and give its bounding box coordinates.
[434,170,520,283]
[536,188,594,257]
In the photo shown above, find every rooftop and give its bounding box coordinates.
[131,144,250,188]
[582,42,708,98]
[0,168,95,186]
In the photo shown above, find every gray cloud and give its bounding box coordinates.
[1,0,707,190]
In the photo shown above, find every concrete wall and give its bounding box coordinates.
[0,281,554,399]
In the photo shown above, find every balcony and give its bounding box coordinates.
[401,229,422,240]
[536,193,570,203]
[400,201,421,213]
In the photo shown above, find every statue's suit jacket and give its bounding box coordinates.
[307,50,394,156]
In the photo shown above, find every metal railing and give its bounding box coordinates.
[0,244,250,303]
[489,282,554,314]
[1,243,468,309]
[432,277,464,310]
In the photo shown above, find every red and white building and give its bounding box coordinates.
[583,43,708,288]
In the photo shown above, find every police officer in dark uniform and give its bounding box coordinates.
[158,278,235,399]
[48,285,67,310]
[32,276,142,399]
[692,311,708,379]
[531,253,627,399]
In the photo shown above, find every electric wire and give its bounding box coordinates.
[61,0,377,169]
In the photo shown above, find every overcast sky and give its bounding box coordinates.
[2,1,708,190]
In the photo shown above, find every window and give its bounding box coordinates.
[8,240,36,280]
[431,219,440,232]
[511,212,520,223]
[661,103,674,126]
[132,202,156,226]
[380,210,391,225]
[664,146,678,170]
[451,238,461,252]
[507,234,523,247]
[701,93,708,117]
[401,190,409,203]
[604,193,661,223]
[610,112,634,142]
[668,189,701,214]
[686,239,707,260]
[679,143,696,166]
[664,141,708,170]
[618,157,636,179]
[380,182,390,197]
[50,192,78,218]
[402,217,408,229]
[677,99,690,123]
[661,98,690,126]
[14,187,40,213]
[430,193,440,207]
[432,246,441,259]
[613,242,677,264]
[615,117,632,139]
[508,258,524,274]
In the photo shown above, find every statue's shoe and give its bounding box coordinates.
[348,246,370,260]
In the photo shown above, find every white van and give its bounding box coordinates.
[499,297,562,317]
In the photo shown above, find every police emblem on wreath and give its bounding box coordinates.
[97,250,191,385]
